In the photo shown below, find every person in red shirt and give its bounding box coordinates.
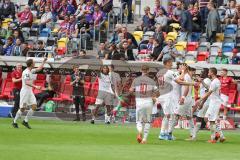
[11,63,22,118]
[17,5,33,28]
[219,68,237,120]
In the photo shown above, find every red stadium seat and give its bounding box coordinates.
[57,47,66,55]
[197,52,209,61]
[0,79,14,99]
[187,42,198,51]
[61,84,73,102]
[36,74,46,80]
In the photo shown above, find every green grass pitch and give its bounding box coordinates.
[0,118,239,160]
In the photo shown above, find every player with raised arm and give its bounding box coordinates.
[129,65,159,144]
[196,67,226,143]
[91,65,115,124]
[12,58,47,129]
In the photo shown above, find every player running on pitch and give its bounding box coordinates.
[12,58,47,129]
[129,65,159,144]
[195,67,226,143]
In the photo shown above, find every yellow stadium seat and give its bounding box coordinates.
[57,38,69,48]
[165,32,178,41]
[33,19,41,25]
[52,28,59,33]
[175,41,187,51]
[2,18,13,29]
[133,31,143,42]
[170,23,181,32]
[216,33,224,42]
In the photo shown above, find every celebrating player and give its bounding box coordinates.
[196,67,226,143]
[12,58,47,129]
[91,65,115,124]
[157,56,195,140]
[129,65,159,144]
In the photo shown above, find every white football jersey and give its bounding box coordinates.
[199,78,211,97]
[98,73,114,93]
[21,68,36,91]
[181,73,192,98]
[209,78,221,101]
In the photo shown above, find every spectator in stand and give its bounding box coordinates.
[108,43,121,60]
[17,5,33,28]
[151,38,162,61]
[172,0,183,23]
[51,0,61,21]
[12,38,22,56]
[155,8,168,30]
[199,0,210,32]
[58,15,70,38]
[225,0,236,25]
[109,24,122,44]
[74,0,86,20]
[33,0,47,14]
[206,2,220,44]
[121,27,138,48]
[3,36,14,56]
[219,68,238,120]
[0,0,15,19]
[83,1,94,23]
[231,48,240,64]
[58,0,75,20]
[119,40,135,61]
[141,6,155,33]
[66,15,77,38]
[92,4,106,27]
[153,24,164,47]
[100,0,113,13]
[74,18,91,39]
[39,5,53,31]
[215,50,229,64]
[121,0,133,23]
[146,36,154,50]
[79,49,95,59]
[97,43,109,59]
[34,40,46,57]
[179,5,193,42]
[11,63,22,118]
[156,39,178,61]
[231,4,240,25]
[12,29,24,44]
[0,20,7,42]
[154,0,167,16]
[21,42,30,57]
[116,32,125,48]
[68,0,78,9]
[191,4,201,32]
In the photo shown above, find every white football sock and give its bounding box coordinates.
[192,122,201,139]
[216,122,224,138]
[210,123,216,140]
[160,116,168,135]
[188,118,194,137]
[14,110,22,123]
[136,122,143,134]
[143,123,151,141]
[24,109,33,122]
[168,115,175,133]
[104,114,107,123]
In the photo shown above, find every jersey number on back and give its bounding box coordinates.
[140,83,147,95]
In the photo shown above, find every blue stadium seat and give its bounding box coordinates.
[40,28,51,37]
[224,24,238,35]
[222,43,235,53]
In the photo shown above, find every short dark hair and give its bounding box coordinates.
[189,67,196,72]
[200,68,209,79]
[209,67,217,75]
[7,36,14,42]
[222,68,228,72]
[80,50,86,54]
[26,59,34,67]
[38,40,44,45]
[176,62,182,69]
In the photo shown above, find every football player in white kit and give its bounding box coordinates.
[157,57,195,140]
[167,64,195,140]
[129,65,159,144]
[196,67,226,143]
[12,58,47,129]
[91,65,115,124]
[191,68,211,140]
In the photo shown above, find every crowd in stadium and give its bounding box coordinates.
[0,0,239,64]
